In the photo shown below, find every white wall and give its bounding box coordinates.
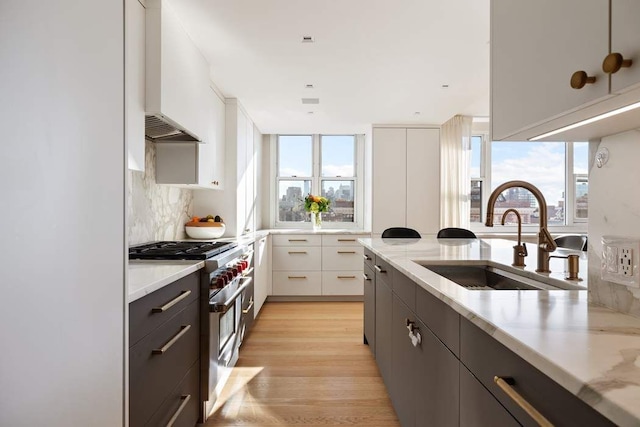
[0,2,125,426]
[588,129,640,317]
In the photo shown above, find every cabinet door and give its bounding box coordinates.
[254,236,269,316]
[374,274,393,388]
[391,295,417,427]
[363,264,375,352]
[197,86,218,187]
[125,0,145,172]
[610,0,640,93]
[491,0,609,140]
[236,110,248,235]
[245,119,255,233]
[372,128,407,234]
[415,319,459,427]
[406,128,440,235]
[460,365,519,427]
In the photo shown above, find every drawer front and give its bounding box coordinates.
[322,234,368,246]
[272,234,322,247]
[460,318,615,427]
[321,271,364,295]
[322,246,364,270]
[416,285,460,357]
[373,256,393,286]
[272,271,322,295]
[129,272,199,346]
[392,269,416,312]
[130,300,200,427]
[363,247,375,269]
[272,246,321,271]
[363,264,376,353]
[460,364,518,427]
[144,360,200,427]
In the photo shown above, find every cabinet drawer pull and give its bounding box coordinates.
[152,325,192,355]
[570,70,596,89]
[166,394,191,427]
[363,273,371,281]
[242,298,255,314]
[337,238,356,242]
[602,52,633,74]
[363,254,372,261]
[152,290,192,313]
[374,265,386,273]
[337,275,357,279]
[288,275,307,279]
[288,251,308,254]
[288,239,308,242]
[337,250,356,254]
[494,376,553,427]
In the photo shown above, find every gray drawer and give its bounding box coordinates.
[130,272,199,346]
[460,318,614,427]
[145,360,200,427]
[373,255,392,286]
[392,270,416,312]
[130,300,200,427]
[363,247,375,269]
[416,285,460,356]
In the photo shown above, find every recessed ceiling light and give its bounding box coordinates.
[414,112,421,115]
[302,98,319,104]
[305,84,314,89]
[302,36,314,43]
[442,84,449,88]
[307,111,314,115]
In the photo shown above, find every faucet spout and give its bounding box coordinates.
[486,180,556,273]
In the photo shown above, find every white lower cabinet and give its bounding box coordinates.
[271,234,367,297]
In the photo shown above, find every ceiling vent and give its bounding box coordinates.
[302,98,320,104]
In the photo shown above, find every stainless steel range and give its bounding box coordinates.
[129,240,255,421]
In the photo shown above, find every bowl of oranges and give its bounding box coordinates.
[185,215,225,239]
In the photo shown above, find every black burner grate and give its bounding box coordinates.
[128,241,237,260]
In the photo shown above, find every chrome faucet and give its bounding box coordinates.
[501,208,527,267]
[486,180,557,273]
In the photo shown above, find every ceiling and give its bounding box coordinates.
[170,0,490,134]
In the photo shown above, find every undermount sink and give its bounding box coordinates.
[421,263,579,291]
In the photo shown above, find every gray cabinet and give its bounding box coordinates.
[374,256,393,388]
[363,262,375,352]
[390,295,417,427]
[129,272,201,427]
[460,365,518,427]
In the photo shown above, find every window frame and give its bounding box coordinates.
[469,133,588,233]
[271,134,364,229]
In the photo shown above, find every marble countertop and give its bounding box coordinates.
[360,237,640,427]
[128,261,204,303]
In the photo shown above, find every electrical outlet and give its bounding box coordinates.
[602,236,640,287]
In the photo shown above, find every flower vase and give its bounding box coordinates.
[312,212,322,231]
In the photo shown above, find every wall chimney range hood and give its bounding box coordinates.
[145,0,209,143]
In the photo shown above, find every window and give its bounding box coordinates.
[275,134,362,227]
[469,136,588,227]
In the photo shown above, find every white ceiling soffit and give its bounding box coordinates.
[170,0,490,134]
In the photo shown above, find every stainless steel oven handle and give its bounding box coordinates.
[242,298,255,314]
[213,277,253,314]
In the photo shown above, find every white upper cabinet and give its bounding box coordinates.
[492,0,640,141]
[373,128,407,234]
[145,0,209,141]
[491,0,609,141]
[126,0,146,171]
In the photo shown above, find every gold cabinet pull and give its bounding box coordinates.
[602,52,633,74]
[337,250,356,254]
[288,239,308,242]
[494,376,553,427]
[166,394,191,427]
[337,275,357,279]
[152,290,191,313]
[152,325,191,355]
[287,275,307,279]
[337,238,356,242]
[570,71,596,89]
[288,251,308,254]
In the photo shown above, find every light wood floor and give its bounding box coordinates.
[202,302,399,426]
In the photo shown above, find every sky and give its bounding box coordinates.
[278,134,355,179]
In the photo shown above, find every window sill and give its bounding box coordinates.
[470,224,587,236]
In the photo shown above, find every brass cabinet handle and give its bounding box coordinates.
[570,70,596,89]
[166,394,191,427]
[363,273,371,281]
[152,325,191,355]
[288,239,308,242]
[363,254,372,261]
[288,275,307,279]
[242,298,255,314]
[152,290,191,313]
[288,251,308,254]
[337,275,357,279]
[603,52,633,74]
[337,239,356,242]
[337,250,356,254]
[494,376,553,427]
[374,265,386,273]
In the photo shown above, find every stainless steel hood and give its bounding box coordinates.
[145,114,199,142]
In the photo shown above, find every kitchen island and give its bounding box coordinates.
[360,237,640,426]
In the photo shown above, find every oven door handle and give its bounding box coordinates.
[211,277,253,314]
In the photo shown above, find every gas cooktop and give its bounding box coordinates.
[128,241,238,260]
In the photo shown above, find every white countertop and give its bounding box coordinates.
[360,237,640,426]
[128,261,204,303]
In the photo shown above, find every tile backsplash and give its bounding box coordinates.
[588,129,640,317]
[128,141,193,245]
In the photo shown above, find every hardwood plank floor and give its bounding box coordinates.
[203,302,399,426]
